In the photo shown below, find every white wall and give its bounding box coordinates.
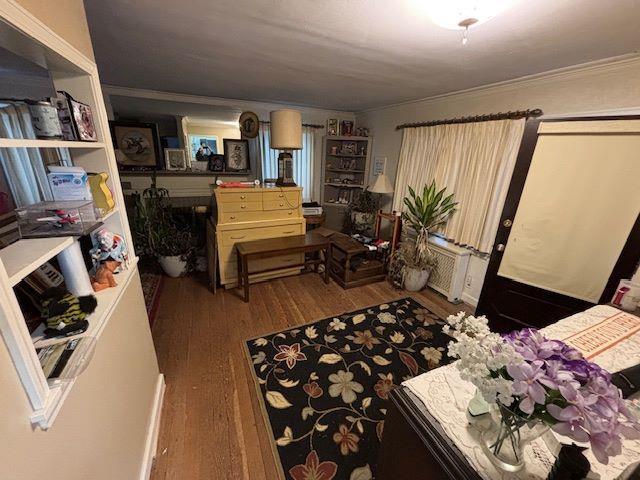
[356,56,640,306]
[0,273,160,480]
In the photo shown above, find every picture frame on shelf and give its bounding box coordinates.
[110,121,162,170]
[340,120,354,136]
[68,97,98,141]
[208,154,225,172]
[223,138,250,172]
[165,148,188,171]
[189,134,218,164]
[327,118,338,136]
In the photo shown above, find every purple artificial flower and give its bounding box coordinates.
[547,404,590,443]
[506,360,547,414]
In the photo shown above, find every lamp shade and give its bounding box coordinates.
[369,173,394,194]
[270,109,302,150]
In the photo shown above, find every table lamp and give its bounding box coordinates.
[270,109,302,186]
[369,173,394,196]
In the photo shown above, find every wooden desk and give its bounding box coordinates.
[329,233,386,288]
[377,387,482,480]
[236,232,331,302]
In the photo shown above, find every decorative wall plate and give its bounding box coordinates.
[239,111,259,138]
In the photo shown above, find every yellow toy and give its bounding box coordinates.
[88,172,115,214]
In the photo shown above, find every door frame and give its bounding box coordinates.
[477,115,640,329]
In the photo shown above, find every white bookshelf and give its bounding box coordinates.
[0,4,138,428]
[320,135,373,229]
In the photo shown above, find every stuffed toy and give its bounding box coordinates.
[91,260,120,292]
[41,288,97,338]
[89,228,129,272]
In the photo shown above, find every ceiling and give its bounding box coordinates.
[85,0,640,112]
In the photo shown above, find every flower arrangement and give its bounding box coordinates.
[444,312,640,466]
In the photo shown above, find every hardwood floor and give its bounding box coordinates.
[149,273,473,480]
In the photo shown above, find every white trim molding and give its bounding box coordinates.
[139,374,166,480]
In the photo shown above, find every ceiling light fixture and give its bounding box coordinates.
[424,0,517,45]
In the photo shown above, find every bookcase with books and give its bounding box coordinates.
[320,135,372,229]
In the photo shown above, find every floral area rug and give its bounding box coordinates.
[245,297,452,480]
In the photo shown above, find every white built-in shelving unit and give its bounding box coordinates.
[0,2,138,428]
[320,135,373,229]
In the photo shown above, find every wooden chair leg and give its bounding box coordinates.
[324,245,331,284]
[242,255,250,302]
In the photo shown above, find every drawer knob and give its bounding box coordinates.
[279,203,284,206]
[230,216,236,219]
[241,205,247,209]
[278,194,284,197]
[288,211,293,215]
[240,195,246,199]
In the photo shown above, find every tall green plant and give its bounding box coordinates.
[402,180,457,235]
[131,174,194,261]
[390,181,457,282]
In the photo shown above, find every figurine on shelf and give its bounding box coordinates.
[41,287,97,338]
[89,228,129,272]
[91,260,120,292]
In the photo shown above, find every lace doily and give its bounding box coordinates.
[404,305,640,479]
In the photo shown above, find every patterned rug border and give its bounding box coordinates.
[242,296,424,480]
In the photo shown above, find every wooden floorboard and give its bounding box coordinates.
[149,273,473,479]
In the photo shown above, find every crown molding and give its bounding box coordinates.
[102,84,355,118]
[360,53,640,114]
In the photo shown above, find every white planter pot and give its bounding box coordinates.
[158,256,187,278]
[404,267,430,292]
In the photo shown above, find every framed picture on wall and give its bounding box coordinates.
[109,121,162,170]
[223,139,250,172]
[188,134,218,164]
[373,156,387,176]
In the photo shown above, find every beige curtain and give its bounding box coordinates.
[393,119,525,253]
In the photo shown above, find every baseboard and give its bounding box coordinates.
[461,292,479,308]
[139,374,166,480]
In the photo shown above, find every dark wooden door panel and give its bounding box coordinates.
[478,116,640,333]
[478,277,591,333]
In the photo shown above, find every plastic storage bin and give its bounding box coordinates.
[16,200,98,238]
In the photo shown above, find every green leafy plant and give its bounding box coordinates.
[388,181,457,288]
[402,180,457,235]
[343,189,379,233]
[131,174,195,262]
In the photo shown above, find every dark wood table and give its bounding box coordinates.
[329,232,386,288]
[377,386,483,480]
[235,232,331,302]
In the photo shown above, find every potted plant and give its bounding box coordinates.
[131,175,195,277]
[343,189,378,234]
[391,181,457,291]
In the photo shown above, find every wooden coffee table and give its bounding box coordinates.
[235,232,331,302]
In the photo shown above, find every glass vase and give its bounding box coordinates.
[480,403,548,472]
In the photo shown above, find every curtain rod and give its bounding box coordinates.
[260,120,324,129]
[395,109,543,130]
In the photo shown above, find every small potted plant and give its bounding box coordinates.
[343,189,378,234]
[390,181,457,291]
[131,175,195,277]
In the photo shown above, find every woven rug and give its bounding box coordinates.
[140,271,164,327]
[245,297,453,480]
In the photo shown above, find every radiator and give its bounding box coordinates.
[427,236,471,304]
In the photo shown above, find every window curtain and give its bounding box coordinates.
[259,124,315,201]
[0,103,78,207]
[393,119,525,253]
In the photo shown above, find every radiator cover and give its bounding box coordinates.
[427,236,471,303]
